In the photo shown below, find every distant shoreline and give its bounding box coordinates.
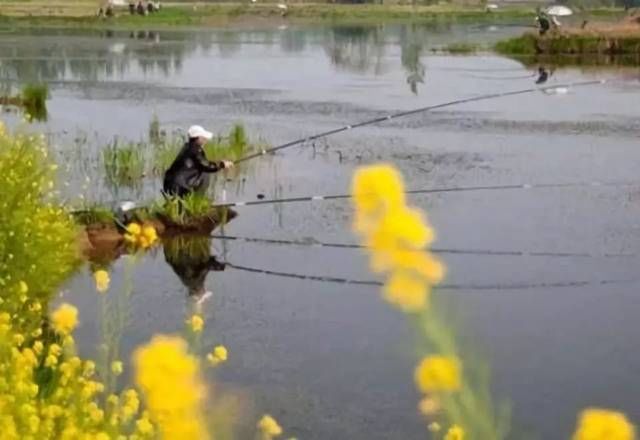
[0,2,627,30]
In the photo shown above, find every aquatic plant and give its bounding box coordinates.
[71,204,115,226]
[153,192,214,226]
[102,140,146,187]
[21,83,49,122]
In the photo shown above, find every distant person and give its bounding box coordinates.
[129,1,136,14]
[163,125,234,198]
[536,11,551,35]
[105,4,114,17]
[136,1,146,15]
[147,2,154,13]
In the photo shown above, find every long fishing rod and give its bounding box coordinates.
[211,233,637,259]
[225,262,639,291]
[233,79,605,164]
[213,179,632,208]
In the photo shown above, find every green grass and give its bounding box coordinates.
[102,140,145,187]
[71,204,115,226]
[0,2,625,28]
[152,123,254,175]
[152,192,213,226]
[495,30,640,56]
[0,83,48,121]
[21,83,48,121]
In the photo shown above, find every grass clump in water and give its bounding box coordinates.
[0,83,49,121]
[71,204,116,226]
[21,83,48,121]
[153,192,213,226]
[102,140,145,187]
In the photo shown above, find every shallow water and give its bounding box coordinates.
[2,22,640,439]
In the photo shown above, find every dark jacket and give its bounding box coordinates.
[163,140,225,197]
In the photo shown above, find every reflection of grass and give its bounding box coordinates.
[102,141,145,186]
[442,42,479,54]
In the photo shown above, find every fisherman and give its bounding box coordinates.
[163,125,234,198]
[535,10,551,35]
[136,1,146,15]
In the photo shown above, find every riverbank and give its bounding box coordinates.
[0,1,626,28]
[495,17,640,58]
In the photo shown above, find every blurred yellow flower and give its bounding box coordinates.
[415,355,461,393]
[428,422,441,433]
[111,361,123,376]
[187,314,204,333]
[258,414,283,438]
[133,335,208,440]
[93,270,110,293]
[19,281,28,294]
[418,396,441,416]
[51,303,78,335]
[572,408,635,440]
[352,164,406,219]
[126,222,142,236]
[124,222,158,249]
[445,425,465,440]
[207,345,228,366]
[383,271,429,312]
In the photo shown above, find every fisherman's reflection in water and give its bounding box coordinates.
[535,66,555,84]
[163,235,226,303]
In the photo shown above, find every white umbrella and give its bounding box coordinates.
[546,5,573,16]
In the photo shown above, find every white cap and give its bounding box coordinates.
[187,125,213,140]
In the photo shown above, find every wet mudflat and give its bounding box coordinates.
[2,22,640,439]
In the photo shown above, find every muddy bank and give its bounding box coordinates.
[76,207,236,262]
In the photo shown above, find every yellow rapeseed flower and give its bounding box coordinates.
[383,271,429,312]
[133,335,208,440]
[415,355,461,393]
[111,361,123,376]
[258,414,283,438]
[418,397,441,416]
[51,303,78,335]
[187,315,204,333]
[94,270,110,293]
[572,408,635,440]
[444,425,465,440]
[18,281,28,294]
[206,345,228,366]
[351,164,406,219]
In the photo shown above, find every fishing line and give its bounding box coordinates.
[211,234,637,259]
[234,79,605,164]
[212,180,633,208]
[225,262,639,291]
